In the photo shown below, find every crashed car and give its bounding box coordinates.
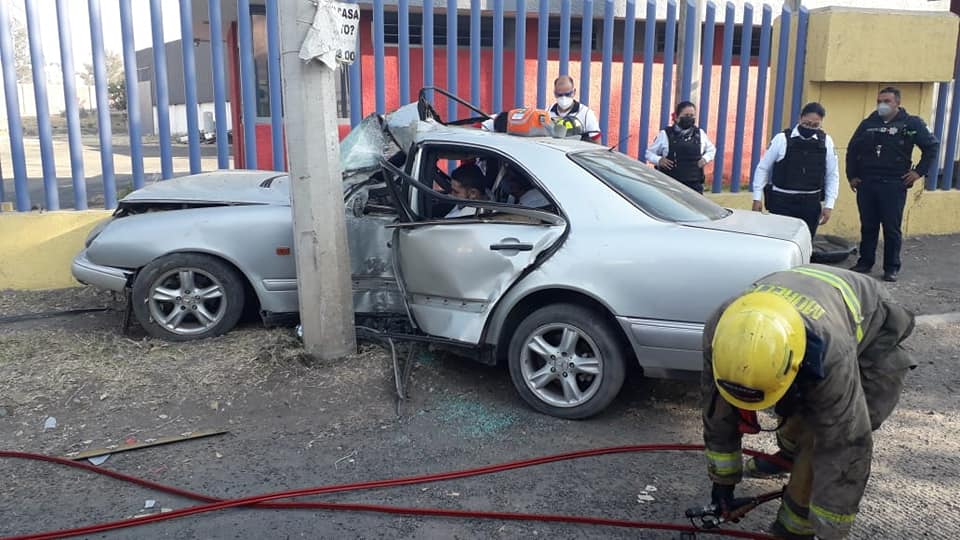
[74,89,812,419]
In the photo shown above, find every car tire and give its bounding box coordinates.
[507,303,627,419]
[132,253,246,342]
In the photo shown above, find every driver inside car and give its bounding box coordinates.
[502,174,550,209]
[445,163,490,218]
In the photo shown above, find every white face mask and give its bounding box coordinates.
[877,103,895,117]
[556,96,574,110]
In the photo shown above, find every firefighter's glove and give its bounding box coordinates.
[710,483,739,521]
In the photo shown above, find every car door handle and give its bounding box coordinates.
[490,243,533,252]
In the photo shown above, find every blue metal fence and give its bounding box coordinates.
[3,0,958,213]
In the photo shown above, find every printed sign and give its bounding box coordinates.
[299,1,360,68]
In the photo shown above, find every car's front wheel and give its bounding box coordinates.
[507,304,627,419]
[131,253,245,341]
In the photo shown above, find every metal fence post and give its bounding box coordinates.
[181,0,204,174]
[699,2,716,133]
[711,1,736,192]
[618,0,637,153]
[579,0,593,106]
[88,0,117,207]
[237,0,259,168]
[56,0,87,209]
[638,0,656,160]
[400,0,411,105]
[492,0,503,111]
[599,0,614,145]
[659,0,678,129]
[25,0,59,209]
[119,0,145,189]
[0,0,29,210]
[208,0,232,167]
[749,4,773,191]
[515,0,527,108]
[771,6,791,133]
[730,3,753,192]
[537,0,549,109]
[150,0,174,179]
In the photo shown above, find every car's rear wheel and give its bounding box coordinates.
[507,304,627,419]
[132,253,245,341]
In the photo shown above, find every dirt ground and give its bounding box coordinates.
[1,235,959,539]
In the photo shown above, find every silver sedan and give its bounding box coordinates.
[74,100,811,418]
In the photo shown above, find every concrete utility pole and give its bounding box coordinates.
[277,0,356,359]
[785,0,802,11]
[675,0,706,106]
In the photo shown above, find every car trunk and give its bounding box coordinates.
[682,208,813,261]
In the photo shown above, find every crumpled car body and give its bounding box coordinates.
[74,94,812,418]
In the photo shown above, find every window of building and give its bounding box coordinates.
[731,24,762,58]
[384,12,495,47]
[546,17,586,50]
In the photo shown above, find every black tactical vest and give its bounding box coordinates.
[856,119,914,179]
[663,126,705,185]
[771,129,827,192]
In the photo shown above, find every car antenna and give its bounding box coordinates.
[608,133,635,152]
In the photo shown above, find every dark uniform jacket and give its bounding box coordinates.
[846,108,939,182]
[701,265,916,538]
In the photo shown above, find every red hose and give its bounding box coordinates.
[0,444,787,540]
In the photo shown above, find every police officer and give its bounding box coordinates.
[549,75,602,143]
[752,102,839,238]
[700,264,915,540]
[847,87,939,282]
[646,101,717,193]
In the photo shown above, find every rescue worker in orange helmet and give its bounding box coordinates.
[700,264,915,539]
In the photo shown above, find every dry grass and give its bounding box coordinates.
[0,325,392,411]
[0,287,394,421]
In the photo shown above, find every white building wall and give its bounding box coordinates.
[151,102,234,137]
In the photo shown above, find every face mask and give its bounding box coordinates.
[677,116,695,129]
[877,103,895,117]
[798,125,817,138]
[556,96,574,110]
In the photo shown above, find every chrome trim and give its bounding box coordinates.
[262,278,299,292]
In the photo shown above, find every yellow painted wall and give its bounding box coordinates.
[0,211,111,290]
[756,7,960,240]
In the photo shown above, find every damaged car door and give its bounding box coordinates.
[380,147,567,345]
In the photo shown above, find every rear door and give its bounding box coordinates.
[381,143,567,344]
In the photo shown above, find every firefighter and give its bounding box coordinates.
[645,101,717,193]
[700,264,916,539]
[847,87,939,282]
[752,102,839,239]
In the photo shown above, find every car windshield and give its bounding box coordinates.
[569,150,731,222]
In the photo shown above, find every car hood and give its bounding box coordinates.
[121,170,290,205]
[683,208,813,259]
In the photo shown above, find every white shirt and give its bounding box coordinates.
[508,188,550,208]
[752,126,840,209]
[645,128,717,165]
[445,205,476,219]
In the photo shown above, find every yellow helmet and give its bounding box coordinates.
[711,291,807,411]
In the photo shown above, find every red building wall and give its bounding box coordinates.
[235,16,767,187]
